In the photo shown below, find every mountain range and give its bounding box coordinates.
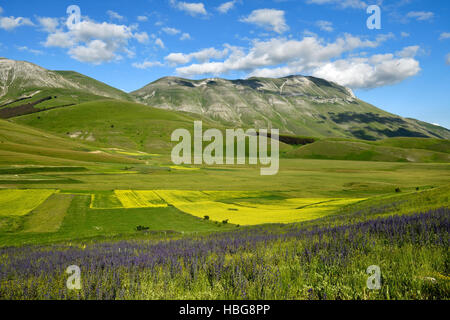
[1,57,449,154]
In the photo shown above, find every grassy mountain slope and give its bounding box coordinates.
[10,99,449,164]
[0,119,140,166]
[12,99,223,154]
[131,75,450,140]
[285,138,450,162]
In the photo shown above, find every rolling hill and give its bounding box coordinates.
[284,137,450,163]
[12,99,224,154]
[0,118,141,166]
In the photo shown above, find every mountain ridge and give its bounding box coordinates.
[131,74,450,140]
[1,57,449,141]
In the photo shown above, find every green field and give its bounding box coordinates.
[0,100,449,300]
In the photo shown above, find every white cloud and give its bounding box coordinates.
[446,54,450,66]
[407,11,434,21]
[170,0,207,16]
[44,32,75,48]
[241,9,289,34]
[401,32,410,37]
[155,38,165,49]
[162,27,181,35]
[42,18,147,64]
[107,10,124,21]
[306,0,368,9]
[312,53,420,89]
[176,34,388,76]
[17,46,43,55]
[132,61,164,69]
[218,1,236,14]
[439,32,450,40]
[0,6,3,15]
[166,47,229,66]
[69,40,118,64]
[174,33,418,89]
[180,32,191,40]
[396,45,420,58]
[38,17,59,33]
[137,16,148,22]
[316,20,333,32]
[134,31,149,44]
[0,16,34,31]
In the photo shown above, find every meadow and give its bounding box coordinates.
[0,189,448,300]
[0,130,448,299]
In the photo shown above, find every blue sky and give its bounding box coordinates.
[0,0,449,127]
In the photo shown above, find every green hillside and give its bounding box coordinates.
[0,119,141,166]
[285,138,450,162]
[12,99,222,154]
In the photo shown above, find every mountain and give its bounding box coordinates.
[0,58,131,114]
[131,76,450,140]
[1,58,449,142]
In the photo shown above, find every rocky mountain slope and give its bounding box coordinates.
[0,58,131,106]
[132,76,450,140]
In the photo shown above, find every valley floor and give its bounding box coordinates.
[0,158,448,300]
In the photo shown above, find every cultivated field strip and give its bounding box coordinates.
[0,189,56,216]
[114,190,167,208]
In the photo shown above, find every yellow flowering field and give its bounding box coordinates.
[170,198,364,225]
[154,190,365,225]
[0,189,56,216]
[114,190,167,208]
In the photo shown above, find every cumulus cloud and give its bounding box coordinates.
[16,46,43,55]
[107,10,124,21]
[170,0,207,16]
[241,9,289,34]
[132,61,164,69]
[41,16,149,64]
[0,6,3,15]
[439,32,450,40]
[165,47,229,66]
[173,33,419,89]
[134,31,149,44]
[446,54,450,66]
[316,20,333,32]
[155,38,165,49]
[407,11,434,21]
[162,27,181,35]
[401,32,410,38]
[176,34,388,76]
[180,32,191,40]
[44,32,75,48]
[69,40,118,64]
[137,16,148,22]
[37,17,59,33]
[0,16,34,31]
[306,0,368,9]
[217,1,237,14]
[312,53,420,89]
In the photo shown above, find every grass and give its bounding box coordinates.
[285,139,450,163]
[23,193,74,232]
[0,189,55,216]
